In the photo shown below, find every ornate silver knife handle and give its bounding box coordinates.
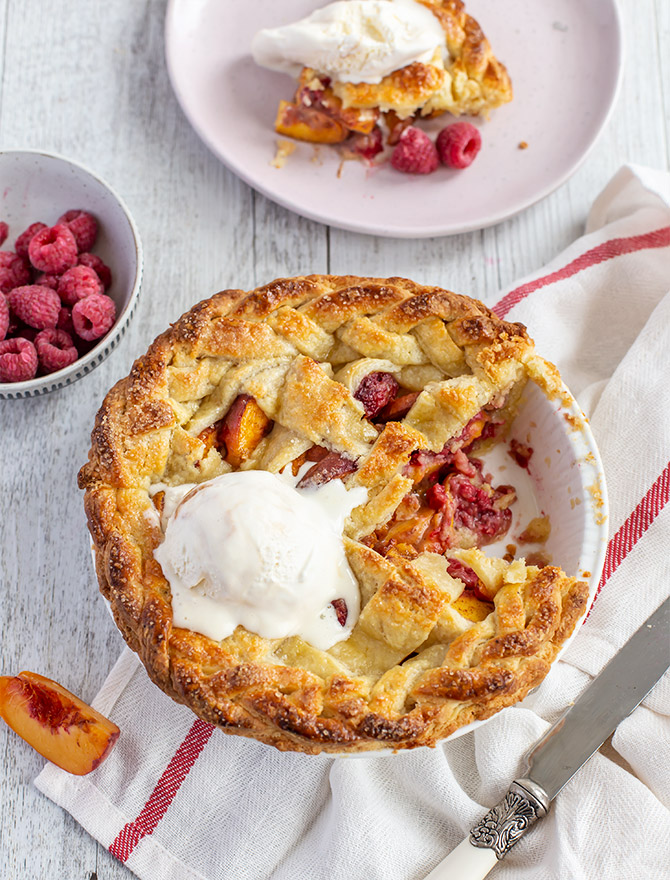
[470,779,550,859]
[423,779,550,880]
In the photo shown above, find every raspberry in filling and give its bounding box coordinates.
[364,451,515,560]
[331,598,348,626]
[509,437,533,469]
[362,402,517,582]
[347,127,384,162]
[354,370,399,418]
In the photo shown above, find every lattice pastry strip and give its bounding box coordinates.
[337,316,430,366]
[403,374,496,452]
[277,355,378,458]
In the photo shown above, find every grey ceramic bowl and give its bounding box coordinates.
[0,149,143,399]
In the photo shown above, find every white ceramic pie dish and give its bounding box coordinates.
[0,149,143,399]
[94,375,608,755]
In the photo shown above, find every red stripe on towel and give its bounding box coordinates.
[493,226,670,318]
[593,461,670,605]
[109,718,214,863]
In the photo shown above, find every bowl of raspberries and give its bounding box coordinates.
[0,150,143,398]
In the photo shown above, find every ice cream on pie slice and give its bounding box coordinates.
[252,0,513,151]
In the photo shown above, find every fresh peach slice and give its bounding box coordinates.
[219,394,273,468]
[0,671,120,775]
[453,593,493,622]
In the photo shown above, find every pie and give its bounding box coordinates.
[271,0,513,152]
[80,275,589,754]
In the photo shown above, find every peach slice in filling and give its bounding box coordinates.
[0,671,120,775]
[275,71,381,146]
[198,394,273,469]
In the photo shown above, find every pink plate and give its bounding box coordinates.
[165,0,622,238]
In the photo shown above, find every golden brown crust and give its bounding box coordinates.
[81,275,585,754]
[331,0,513,119]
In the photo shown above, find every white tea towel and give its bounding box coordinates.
[36,165,670,880]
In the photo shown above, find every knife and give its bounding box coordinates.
[423,595,670,880]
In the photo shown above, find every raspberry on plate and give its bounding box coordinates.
[57,210,98,252]
[34,328,78,373]
[7,285,61,330]
[58,265,104,307]
[72,293,116,341]
[28,224,78,274]
[15,221,47,259]
[77,253,112,290]
[0,251,31,293]
[390,127,439,175]
[436,122,482,169]
[0,222,8,247]
[0,337,38,382]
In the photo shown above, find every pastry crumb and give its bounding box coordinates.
[270,139,297,169]
[518,516,551,544]
[503,543,517,563]
[518,140,529,150]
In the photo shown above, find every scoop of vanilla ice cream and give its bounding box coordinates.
[153,471,367,650]
[251,0,446,85]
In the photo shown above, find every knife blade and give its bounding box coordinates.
[423,595,670,880]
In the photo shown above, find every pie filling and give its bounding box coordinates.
[177,374,516,628]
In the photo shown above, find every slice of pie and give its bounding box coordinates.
[256,0,513,152]
[80,276,588,754]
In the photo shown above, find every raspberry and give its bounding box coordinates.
[58,265,103,306]
[0,251,31,293]
[390,127,439,174]
[0,295,8,340]
[331,598,348,627]
[78,252,112,290]
[436,122,482,169]
[34,328,78,373]
[33,272,60,290]
[57,210,98,252]
[0,337,38,382]
[57,306,75,336]
[0,222,8,247]
[72,293,116,341]
[349,127,384,162]
[28,224,78,274]
[15,221,47,259]
[7,285,61,330]
[354,371,399,418]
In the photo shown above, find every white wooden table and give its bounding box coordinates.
[0,1,667,877]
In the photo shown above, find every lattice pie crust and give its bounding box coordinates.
[80,276,589,754]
